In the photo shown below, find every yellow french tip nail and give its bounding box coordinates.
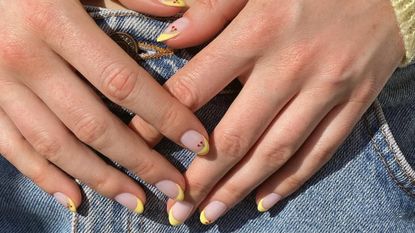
[257,199,267,212]
[67,198,77,212]
[159,0,187,7]
[200,210,211,225]
[156,32,180,42]
[176,185,185,201]
[135,198,145,214]
[53,192,77,213]
[169,208,182,226]
[197,137,210,156]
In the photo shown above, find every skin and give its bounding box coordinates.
[0,0,209,210]
[126,0,406,224]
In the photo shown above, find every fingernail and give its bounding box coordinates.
[156,17,189,42]
[257,193,282,212]
[168,201,194,226]
[158,0,187,7]
[115,193,144,214]
[180,130,209,156]
[200,201,228,225]
[53,192,77,212]
[155,180,185,201]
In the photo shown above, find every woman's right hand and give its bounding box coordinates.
[0,0,209,213]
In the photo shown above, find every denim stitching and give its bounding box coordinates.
[374,102,415,184]
[137,42,174,59]
[364,105,415,198]
[71,212,78,233]
[110,32,174,60]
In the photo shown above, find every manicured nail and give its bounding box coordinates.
[115,193,144,214]
[53,192,77,212]
[155,180,185,201]
[200,201,227,225]
[180,130,209,156]
[257,193,282,212]
[158,0,187,7]
[168,201,194,226]
[156,17,189,42]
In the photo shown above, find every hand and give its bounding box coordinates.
[127,0,406,224]
[0,0,209,213]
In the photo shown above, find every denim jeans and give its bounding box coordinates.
[0,6,414,233]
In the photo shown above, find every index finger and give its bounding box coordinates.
[27,1,209,155]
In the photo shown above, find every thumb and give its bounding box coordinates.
[156,0,248,48]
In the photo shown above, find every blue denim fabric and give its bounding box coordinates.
[0,6,414,233]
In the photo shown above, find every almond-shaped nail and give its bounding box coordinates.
[159,0,187,7]
[180,130,209,156]
[200,201,227,225]
[168,201,193,226]
[115,193,144,214]
[257,193,282,212]
[157,17,189,42]
[53,192,77,212]
[155,180,185,201]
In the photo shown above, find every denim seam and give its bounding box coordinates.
[71,212,78,233]
[365,101,415,198]
[374,102,415,184]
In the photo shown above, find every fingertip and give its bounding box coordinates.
[118,0,183,17]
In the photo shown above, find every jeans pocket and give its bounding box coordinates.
[365,100,415,198]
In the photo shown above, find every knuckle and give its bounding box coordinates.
[284,175,305,190]
[73,116,108,146]
[101,63,139,103]
[216,130,246,159]
[156,103,180,135]
[30,164,49,187]
[0,39,32,69]
[88,174,112,194]
[32,132,62,162]
[261,143,294,168]
[188,178,211,200]
[167,77,200,111]
[197,0,218,10]
[220,182,248,201]
[130,157,156,180]
[22,1,62,33]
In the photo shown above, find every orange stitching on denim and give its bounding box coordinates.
[364,111,415,198]
[111,32,174,60]
[137,42,174,59]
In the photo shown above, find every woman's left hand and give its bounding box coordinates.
[122,0,406,225]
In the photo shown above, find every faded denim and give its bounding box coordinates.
[0,6,414,233]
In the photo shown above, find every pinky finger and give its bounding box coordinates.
[255,101,368,212]
[0,108,82,212]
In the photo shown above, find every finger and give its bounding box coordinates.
[256,101,368,212]
[16,47,187,202]
[117,0,183,17]
[0,80,149,213]
[156,0,247,48]
[29,1,209,154]
[0,108,81,212]
[128,115,163,147]
[196,87,338,224]
[166,66,300,225]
